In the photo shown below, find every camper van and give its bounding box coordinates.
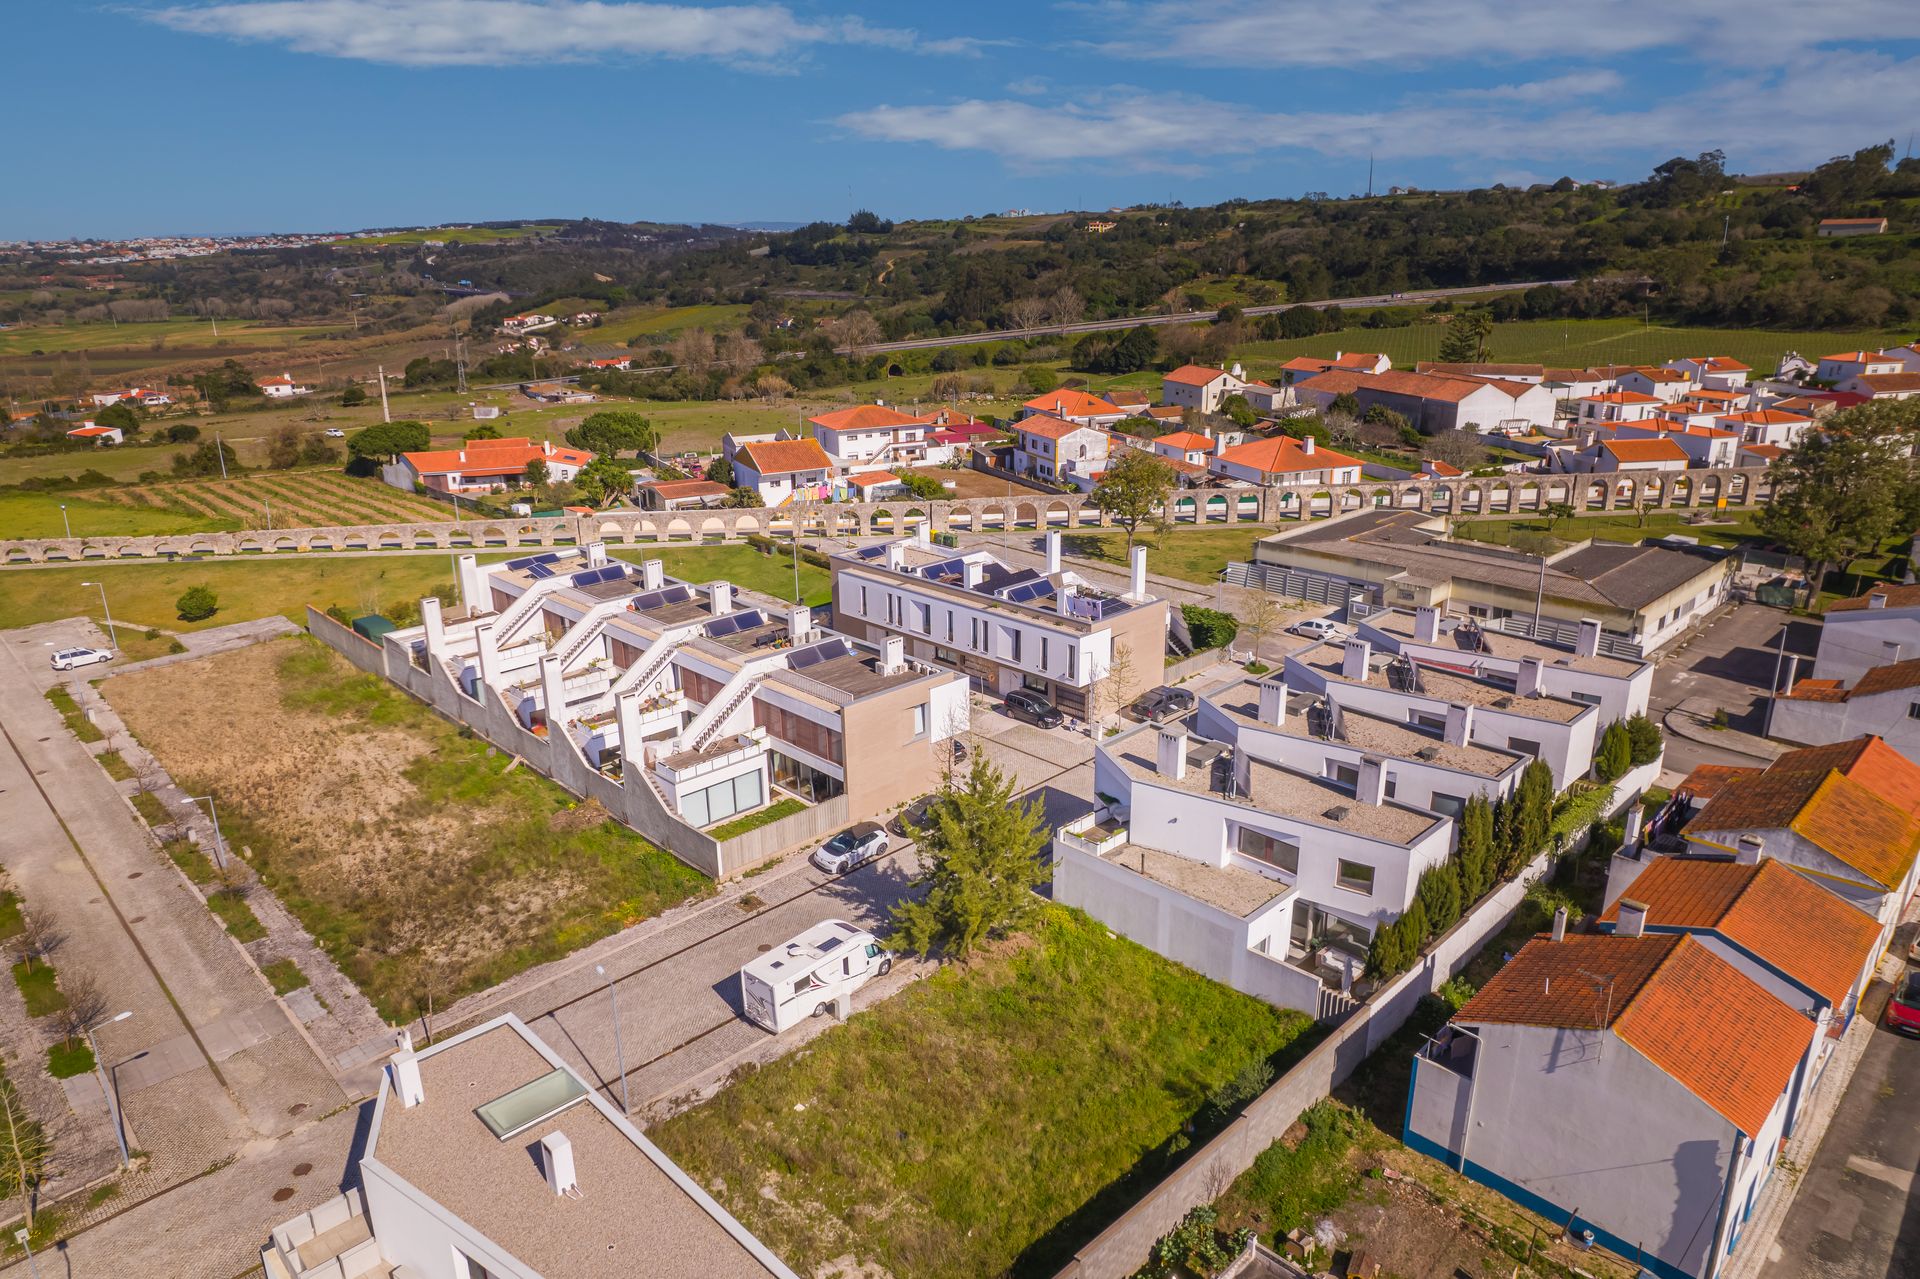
[739,919,892,1032]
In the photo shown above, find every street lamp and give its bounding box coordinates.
[80,581,118,650]
[84,1010,133,1169]
[594,964,630,1114]
[14,1228,41,1279]
[59,503,71,540]
[184,794,228,871]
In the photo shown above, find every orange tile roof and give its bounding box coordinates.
[1022,389,1124,418]
[737,437,834,476]
[1821,350,1891,363]
[1280,357,1335,373]
[1331,352,1385,369]
[1611,936,1814,1139]
[1017,413,1097,442]
[642,479,729,500]
[67,425,117,436]
[1783,677,1849,702]
[808,404,928,432]
[401,440,592,475]
[1153,430,1215,452]
[1145,406,1186,419]
[1163,364,1240,387]
[1853,373,1920,393]
[844,470,899,487]
[1601,437,1689,463]
[1630,367,1691,382]
[1677,763,1763,800]
[1793,771,1920,888]
[1460,933,1681,1030]
[1827,583,1920,613]
[1718,409,1811,425]
[1599,858,1879,1010]
[1213,435,1361,475]
[1301,368,1492,404]
[1424,459,1463,476]
[1683,357,1751,372]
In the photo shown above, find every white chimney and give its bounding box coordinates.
[585,540,609,568]
[708,582,733,616]
[1357,755,1387,806]
[914,521,931,548]
[880,635,904,675]
[1575,617,1602,658]
[616,690,646,770]
[1045,529,1062,575]
[456,553,483,613]
[1302,436,1316,455]
[392,1048,424,1109]
[1622,804,1645,851]
[1516,656,1544,696]
[640,559,665,591]
[1156,725,1189,781]
[1129,546,1148,601]
[1443,702,1473,746]
[1736,835,1763,865]
[1257,679,1288,726]
[1230,362,1244,379]
[1413,606,1440,644]
[963,559,985,589]
[476,621,499,688]
[540,1131,577,1197]
[1616,898,1648,938]
[1868,591,1888,610]
[1550,906,1568,942]
[539,655,567,730]
[1341,637,1372,681]
[421,595,445,660]
[885,541,907,571]
[788,605,811,643]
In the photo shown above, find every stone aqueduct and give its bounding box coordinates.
[1,469,1771,565]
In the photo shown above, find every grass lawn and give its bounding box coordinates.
[591,303,751,345]
[164,839,219,885]
[206,889,267,942]
[0,490,239,539]
[46,1041,95,1080]
[0,318,346,359]
[614,544,832,606]
[107,637,713,1021]
[260,958,311,996]
[706,797,807,842]
[0,892,21,942]
[130,790,170,826]
[96,750,135,781]
[650,906,1316,1279]
[1055,525,1277,585]
[45,686,104,742]
[1452,510,1763,552]
[12,962,65,1018]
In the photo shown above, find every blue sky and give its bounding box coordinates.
[13,0,1920,240]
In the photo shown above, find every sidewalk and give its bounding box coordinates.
[1720,892,1920,1279]
[1661,696,1786,763]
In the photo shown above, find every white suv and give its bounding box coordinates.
[50,647,113,671]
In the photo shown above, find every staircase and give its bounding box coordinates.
[607,624,700,701]
[678,656,782,754]
[493,578,566,646]
[553,596,635,672]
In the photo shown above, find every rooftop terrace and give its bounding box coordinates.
[1206,679,1523,780]
[1105,841,1293,918]
[1364,609,1645,678]
[1296,644,1589,724]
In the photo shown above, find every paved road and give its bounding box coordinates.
[1645,602,1818,775]
[1759,973,1920,1279]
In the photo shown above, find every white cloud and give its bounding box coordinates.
[1095,0,1920,68]
[837,50,1920,179]
[142,0,974,67]
[1005,76,1049,96]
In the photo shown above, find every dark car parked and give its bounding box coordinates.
[889,794,938,839]
[1888,972,1920,1036]
[1003,688,1064,729]
[1131,685,1196,723]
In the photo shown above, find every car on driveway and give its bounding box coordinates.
[50,647,113,671]
[1131,685,1195,723]
[888,794,938,839]
[809,822,889,874]
[1288,617,1342,641]
[1887,972,1920,1036]
[1003,688,1064,729]
[323,428,346,438]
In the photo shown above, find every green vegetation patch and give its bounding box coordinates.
[260,959,311,996]
[207,889,267,942]
[96,750,136,781]
[0,491,238,539]
[164,838,219,885]
[0,892,23,942]
[45,686,104,743]
[11,962,66,1018]
[1057,526,1275,585]
[651,906,1315,1279]
[129,790,170,827]
[46,1041,96,1079]
[708,797,807,842]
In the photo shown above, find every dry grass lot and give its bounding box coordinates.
[106,635,710,1020]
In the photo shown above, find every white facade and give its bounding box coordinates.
[1013,419,1111,490]
[1769,671,1920,756]
[1664,358,1750,391]
[1812,594,1920,683]
[1617,369,1695,402]
[1161,364,1246,413]
[1815,352,1902,383]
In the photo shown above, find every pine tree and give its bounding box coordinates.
[890,755,1050,958]
[1624,713,1663,767]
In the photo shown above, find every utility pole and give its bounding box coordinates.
[456,335,468,394]
[377,364,391,423]
[214,430,229,479]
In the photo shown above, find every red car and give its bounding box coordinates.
[1887,973,1920,1035]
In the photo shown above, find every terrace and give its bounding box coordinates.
[1295,642,1589,723]
[1206,679,1522,781]
[1363,607,1645,679]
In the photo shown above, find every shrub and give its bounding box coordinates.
[1181,605,1239,652]
[1365,899,1427,979]
[175,585,218,622]
[1595,721,1632,782]
[1625,713,1663,766]
[1415,863,1463,937]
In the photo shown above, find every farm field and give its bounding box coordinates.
[0,489,238,539]
[106,637,711,1021]
[590,303,752,345]
[651,906,1316,1279]
[85,469,451,531]
[0,317,348,358]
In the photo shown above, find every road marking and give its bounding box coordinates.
[1844,1154,1915,1194]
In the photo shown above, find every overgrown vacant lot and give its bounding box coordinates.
[106,635,709,1019]
[651,907,1316,1279]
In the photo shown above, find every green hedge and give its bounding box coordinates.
[1181,605,1238,652]
[709,797,808,842]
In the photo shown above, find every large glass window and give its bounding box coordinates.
[680,668,725,705]
[1508,737,1542,758]
[1335,859,1376,893]
[1430,792,1466,818]
[1237,827,1299,874]
[754,700,844,764]
[771,751,844,804]
[683,769,763,828]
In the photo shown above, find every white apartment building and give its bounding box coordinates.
[1358,606,1654,723]
[262,1015,799,1279]
[806,403,930,471]
[830,530,1168,721]
[1284,636,1602,788]
[1815,350,1903,383]
[1616,367,1695,402]
[1010,414,1111,490]
[1577,391,1663,424]
[1715,409,1814,448]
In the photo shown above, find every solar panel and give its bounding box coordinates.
[918,557,967,580]
[525,562,555,580]
[506,551,562,571]
[788,639,854,669]
[632,583,695,612]
[706,610,766,638]
[1000,580,1054,604]
[856,545,887,560]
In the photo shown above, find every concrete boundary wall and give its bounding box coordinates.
[1,469,1771,565]
[304,608,843,878]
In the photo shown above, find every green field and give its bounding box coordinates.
[0,544,829,634]
[329,224,561,247]
[1227,316,1913,379]
[0,318,346,358]
[1453,510,1765,552]
[0,490,239,539]
[1055,526,1277,584]
[652,906,1315,1279]
[592,303,752,345]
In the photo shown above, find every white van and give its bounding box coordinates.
[740,919,891,1032]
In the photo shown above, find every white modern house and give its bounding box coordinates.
[1577,392,1663,424]
[1357,606,1654,723]
[1814,350,1903,383]
[1209,435,1363,486]
[1161,363,1248,413]
[1663,356,1751,391]
[1715,409,1814,448]
[1284,637,1602,788]
[1405,930,1814,1279]
[262,1016,799,1279]
[1809,583,1920,683]
[1616,367,1695,402]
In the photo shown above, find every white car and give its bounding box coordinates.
[50,647,113,671]
[1288,618,1342,641]
[323,428,346,438]
[809,823,890,874]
